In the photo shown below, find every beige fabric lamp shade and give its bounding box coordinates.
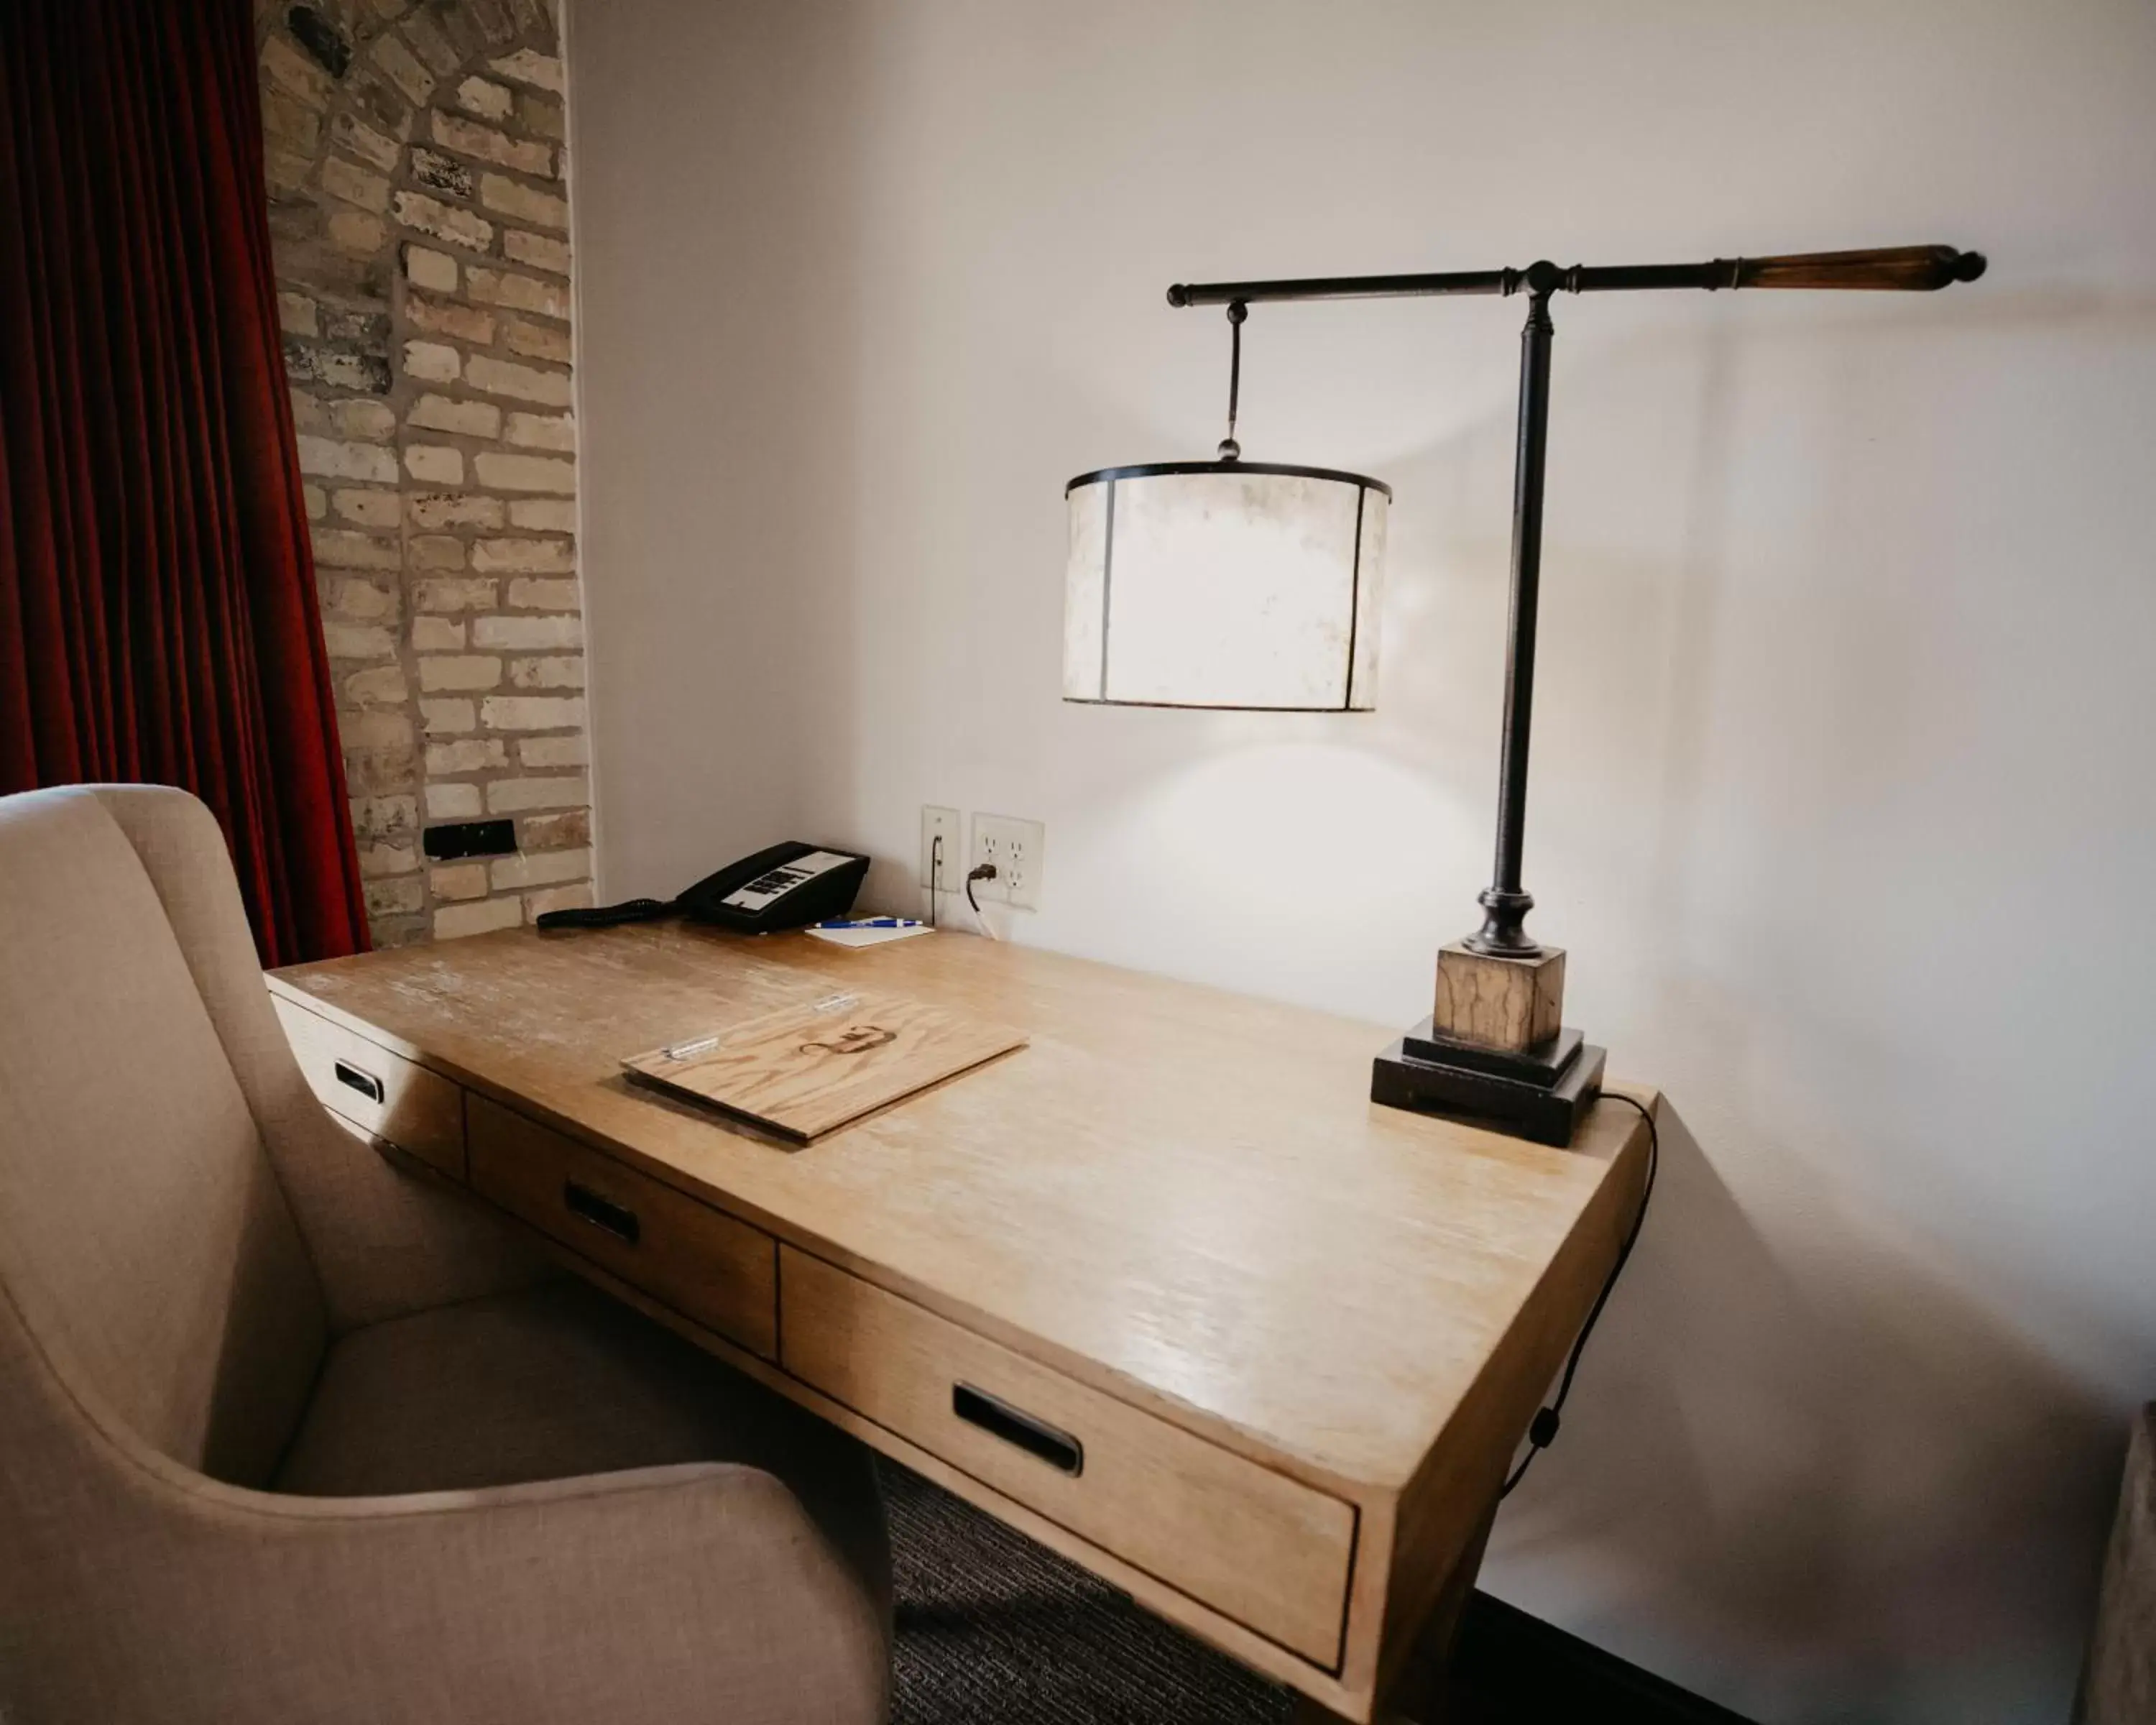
[1063,461,1389,711]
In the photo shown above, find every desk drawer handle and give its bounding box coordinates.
[953,1384,1084,1476]
[563,1180,640,1246]
[332,1059,384,1105]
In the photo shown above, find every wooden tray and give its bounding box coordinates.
[622,989,1026,1141]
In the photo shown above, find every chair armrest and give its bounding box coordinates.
[261,1072,556,1332]
[17,1453,890,1725]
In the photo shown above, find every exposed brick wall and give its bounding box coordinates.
[255,0,592,945]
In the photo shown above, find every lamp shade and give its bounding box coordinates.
[1063,461,1388,711]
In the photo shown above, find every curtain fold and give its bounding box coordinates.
[0,0,367,965]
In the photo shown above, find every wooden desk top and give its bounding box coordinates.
[272,921,1651,1504]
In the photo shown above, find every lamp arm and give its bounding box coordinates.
[1166,244,1985,308]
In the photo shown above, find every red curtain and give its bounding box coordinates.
[0,0,367,965]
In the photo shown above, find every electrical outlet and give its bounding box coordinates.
[921,806,960,902]
[971,814,1044,910]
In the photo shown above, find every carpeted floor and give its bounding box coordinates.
[883,1458,1291,1725]
[879,1459,1755,1725]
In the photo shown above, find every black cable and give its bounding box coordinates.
[1499,1090,1659,1498]
[929,834,943,929]
[965,862,997,919]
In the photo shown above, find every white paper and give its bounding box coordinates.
[804,924,934,949]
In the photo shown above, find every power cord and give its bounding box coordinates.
[928,834,943,929]
[1498,1090,1659,1498]
[965,863,999,940]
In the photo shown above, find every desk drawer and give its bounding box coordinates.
[468,1096,777,1360]
[275,995,465,1180]
[778,1247,1355,1668]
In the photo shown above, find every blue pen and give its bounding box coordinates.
[813,917,926,929]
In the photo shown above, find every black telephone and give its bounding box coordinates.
[535,841,871,936]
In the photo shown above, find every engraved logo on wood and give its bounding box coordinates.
[798,1024,897,1057]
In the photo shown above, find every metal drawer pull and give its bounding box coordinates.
[332,1059,384,1105]
[953,1383,1084,1476]
[563,1180,640,1245]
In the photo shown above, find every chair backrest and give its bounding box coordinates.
[0,786,326,1486]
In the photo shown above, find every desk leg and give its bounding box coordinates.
[1287,1504,1496,1725]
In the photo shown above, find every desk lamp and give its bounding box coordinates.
[1065,244,1984,1146]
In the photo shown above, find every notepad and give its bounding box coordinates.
[621,990,1026,1142]
[804,922,935,949]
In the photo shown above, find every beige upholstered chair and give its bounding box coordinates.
[0,784,890,1724]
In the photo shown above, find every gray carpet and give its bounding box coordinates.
[877,1459,1748,1725]
[881,1458,1294,1725]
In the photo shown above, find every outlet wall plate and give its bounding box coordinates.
[921,806,960,900]
[971,813,1044,910]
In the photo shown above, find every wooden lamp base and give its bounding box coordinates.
[1370,940,1604,1148]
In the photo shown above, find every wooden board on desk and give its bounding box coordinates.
[620,988,1027,1141]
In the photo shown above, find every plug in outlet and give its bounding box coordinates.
[921,806,961,904]
[970,814,1044,910]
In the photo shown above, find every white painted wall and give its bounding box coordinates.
[567,3,2156,1718]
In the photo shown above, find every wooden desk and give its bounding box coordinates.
[270,922,1653,1724]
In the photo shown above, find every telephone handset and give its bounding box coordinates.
[535,841,871,936]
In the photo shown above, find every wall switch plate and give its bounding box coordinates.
[921,806,960,898]
[971,813,1044,910]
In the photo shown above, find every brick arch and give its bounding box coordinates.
[257,0,591,946]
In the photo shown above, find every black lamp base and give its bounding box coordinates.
[1370,1017,1605,1148]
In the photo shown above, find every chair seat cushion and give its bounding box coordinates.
[275,1276,888,1609]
